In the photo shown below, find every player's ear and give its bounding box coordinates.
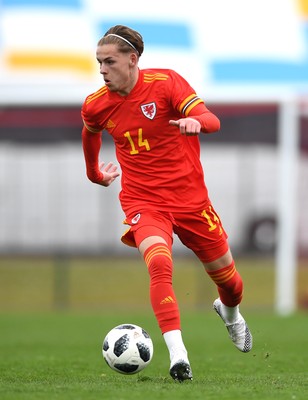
[129,52,138,66]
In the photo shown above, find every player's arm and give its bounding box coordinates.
[82,125,119,187]
[169,103,220,136]
[188,103,220,133]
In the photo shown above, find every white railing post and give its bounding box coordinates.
[275,98,300,315]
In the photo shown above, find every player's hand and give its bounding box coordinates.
[169,117,201,136]
[99,161,120,187]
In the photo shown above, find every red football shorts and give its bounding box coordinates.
[121,204,229,263]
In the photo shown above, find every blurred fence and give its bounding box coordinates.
[0,142,126,255]
[1,255,308,312]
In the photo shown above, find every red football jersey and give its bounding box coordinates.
[82,68,218,215]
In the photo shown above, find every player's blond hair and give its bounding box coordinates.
[98,25,144,57]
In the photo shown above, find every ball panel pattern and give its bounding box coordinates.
[136,341,151,362]
[114,334,130,357]
[102,323,153,375]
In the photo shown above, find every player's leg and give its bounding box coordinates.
[138,233,179,334]
[123,211,192,381]
[173,205,252,352]
[138,231,192,381]
[203,250,252,352]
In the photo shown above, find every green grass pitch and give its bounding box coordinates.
[0,311,307,400]
[0,256,307,399]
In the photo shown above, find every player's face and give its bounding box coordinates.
[96,44,137,96]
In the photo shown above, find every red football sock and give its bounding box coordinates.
[207,261,243,307]
[143,243,180,334]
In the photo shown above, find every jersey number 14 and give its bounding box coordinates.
[124,129,150,155]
